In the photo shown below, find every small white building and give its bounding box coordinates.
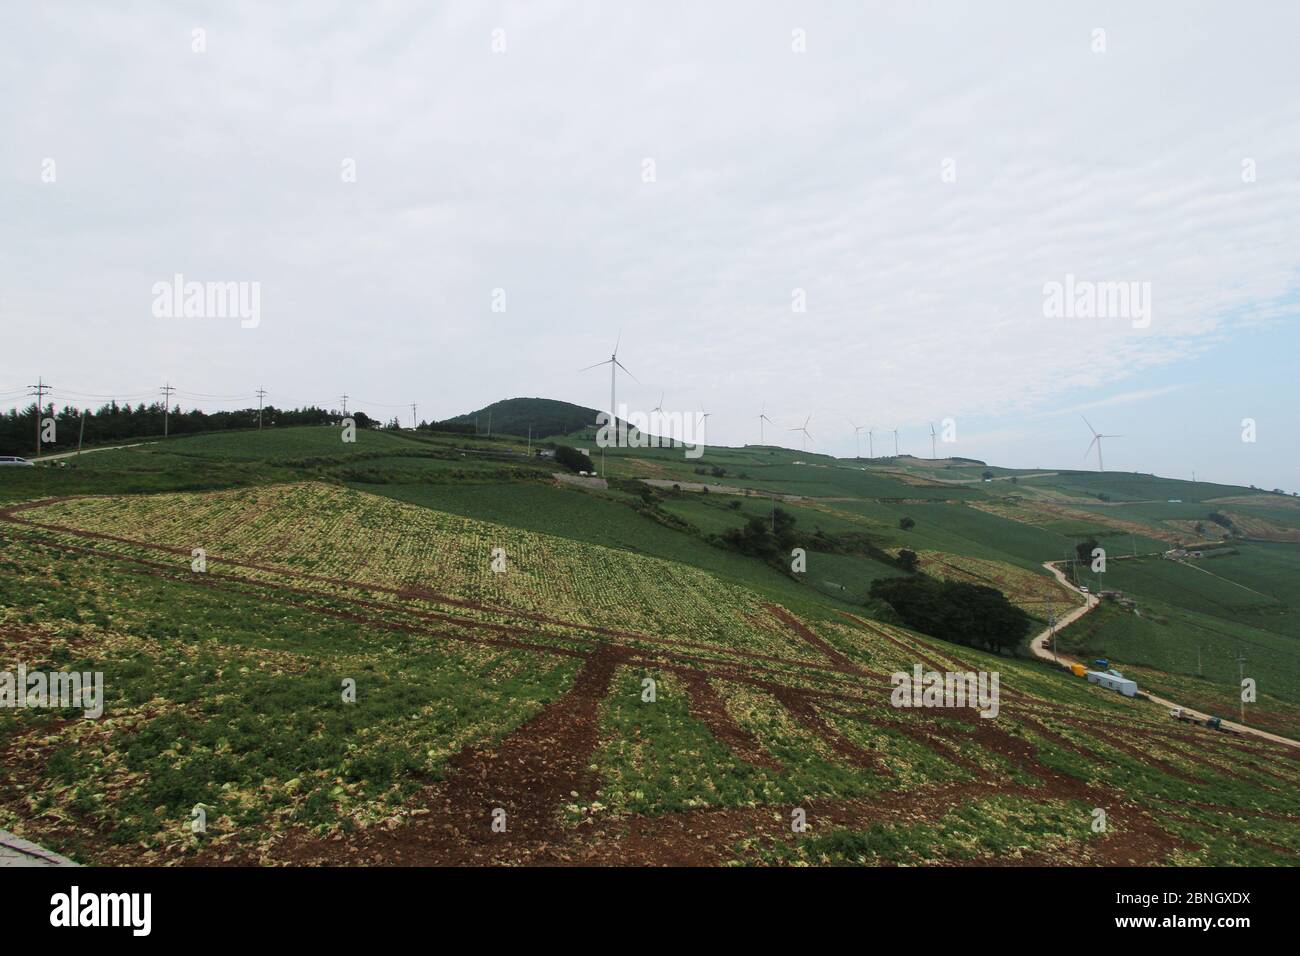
[1086,670,1137,697]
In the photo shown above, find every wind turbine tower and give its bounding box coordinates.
[758,402,774,445]
[1082,416,1122,472]
[850,421,865,459]
[580,333,637,430]
[788,415,814,452]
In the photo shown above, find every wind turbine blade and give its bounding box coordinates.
[1084,436,1098,457]
[579,359,612,372]
[613,358,639,383]
[613,329,621,356]
[1082,415,1098,436]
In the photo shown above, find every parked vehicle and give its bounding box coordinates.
[0,456,35,467]
[1169,708,1241,735]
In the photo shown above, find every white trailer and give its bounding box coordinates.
[1086,670,1137,697]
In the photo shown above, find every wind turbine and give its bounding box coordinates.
[1082,416,1122,472]
[758,402,775,446]
[697,403,711,448]
[929,422,938,460]
[579,332,637,431]
[893,428,900,457]
[867,428,874,459]
[652,390,664,413]
[850,420,865,459]
[788,415,814,452]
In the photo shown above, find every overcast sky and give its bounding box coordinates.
[3,2,1297,490]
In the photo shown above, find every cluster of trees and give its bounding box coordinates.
[0,402,368,457]
[869,576,1032,654]
[419,420,476,436]
[553,445,593,472]
[720,507,799,562]
[1207,512,1236,533]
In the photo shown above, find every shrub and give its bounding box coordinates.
[553,445,592,473]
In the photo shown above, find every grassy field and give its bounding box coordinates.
[2,425,1297,866]
[1063,546,1300,725]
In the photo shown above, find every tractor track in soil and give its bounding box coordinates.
[0,496,1273,865]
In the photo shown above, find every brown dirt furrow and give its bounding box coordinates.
[820,706,988,776]
[765,603,880,677]
[770,687,889,775]
[272,644,625,866]
[679,672,783,772]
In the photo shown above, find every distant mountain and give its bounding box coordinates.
[440,397,602,439]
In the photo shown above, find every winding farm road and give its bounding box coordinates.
[1030,561,1300,750]
[33,441,155,462]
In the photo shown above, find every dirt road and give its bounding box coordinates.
[1030,561,1300,749]
[33,442,154,462]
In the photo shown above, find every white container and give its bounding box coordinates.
[1086,671,1137,697]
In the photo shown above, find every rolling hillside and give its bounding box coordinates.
[1,422,1297,866]
[440,397,602,439]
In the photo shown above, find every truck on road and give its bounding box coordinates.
[1170,708,1242,735]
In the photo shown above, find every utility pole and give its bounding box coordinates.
[1237,649,1248,724]
[256,387,268,430]
[160,382,175,437]
[77,408,87,456]
[527,425,532,458]
[410,403,417,429]
[27,377,50,456]
[340,394,349,415]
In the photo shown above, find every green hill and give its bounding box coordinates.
[440,397,601,439]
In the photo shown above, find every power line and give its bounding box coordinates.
[256,387,268,431]
[347,396,410,409]
[174,389,258,400]
[54,388,162,400]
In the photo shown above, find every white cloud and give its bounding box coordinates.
[1,1,1297,485]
